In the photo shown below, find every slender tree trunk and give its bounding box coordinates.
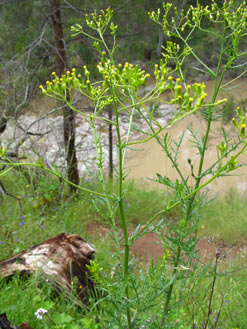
[156,29,163,58]
[49,0,79,191]
[0,117,7,134]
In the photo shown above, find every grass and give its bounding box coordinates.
[1,172,247,328]
[200,189,247,244]
[0,172,171,259]
[0,273,92,328]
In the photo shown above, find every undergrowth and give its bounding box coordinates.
[200,189,247,244]
[0,172,170,259]
[1,173,247,328]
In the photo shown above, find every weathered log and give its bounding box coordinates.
[0,233,95,303]
[0,313,33,329]
[0,313,17,329]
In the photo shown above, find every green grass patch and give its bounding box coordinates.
[199,189,247,244]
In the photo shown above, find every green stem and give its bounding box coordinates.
[134,94,188,189]
[98,29,115,63]
[113,90,132,329]
[175,27,215,78]
[124,104,203,147]
[0,161,116,200]
[91,117,115,219]
[161,246,181,325]
[161,23,227,325]
[130,137,247,244]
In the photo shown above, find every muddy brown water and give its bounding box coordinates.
[126,78,247,194]
[30,78,247,194]
[85,78,247,262]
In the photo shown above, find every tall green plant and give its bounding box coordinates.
[1,1,247,328]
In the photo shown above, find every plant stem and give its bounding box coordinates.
[204,252,219,329]
[161,21,227,326]
[114,90,132,329]
[161,246,181,325]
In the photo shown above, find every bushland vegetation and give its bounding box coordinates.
[1,1,247,328]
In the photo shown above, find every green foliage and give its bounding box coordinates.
[216,96,247,124]
[200,189,247,243]
[219,95,236,123]
[2,1,247,328]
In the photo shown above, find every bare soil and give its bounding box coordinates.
[85,221,247,263]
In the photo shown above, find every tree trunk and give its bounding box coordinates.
[0,233,95,304]
[49,0,79,192]
[0,116,7,134]
[156,29,164,58]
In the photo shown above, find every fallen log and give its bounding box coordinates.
[0,233,95,303]
[0,313,17,329]
[0,313,33,329]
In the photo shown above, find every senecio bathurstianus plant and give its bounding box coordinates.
[1,1,247,328]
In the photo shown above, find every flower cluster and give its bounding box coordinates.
[34,308,48,320]
[40,57,215,117]
[232,106,247,138]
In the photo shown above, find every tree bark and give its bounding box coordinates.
[0,233,95,303]
[49,0,79,192]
